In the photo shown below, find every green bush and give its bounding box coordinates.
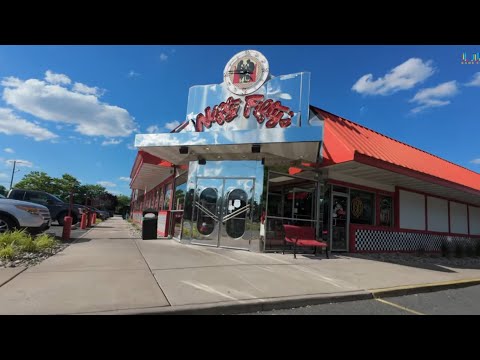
[20,238,38,253]
[0,245,16,260]
[0,229,31,248]
[35,234,57,251]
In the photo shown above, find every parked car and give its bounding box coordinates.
[90,207,110,220]
[0,197,51,234]
[7,189,87,226]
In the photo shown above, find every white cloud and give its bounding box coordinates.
[165,120,180,131]
[466,72,480,87]
[147,125,160,133]
[470,158,480,164]
[101,138,122,146]
[0,108,58,141]
[6,159,33,167]
[410,81,458,113]
[4,148,14,153]
[127,143,136,150]
[159,53,168,61]
[128,70,140,78]
[45,70,71,85]
[97,181,116,188]
[119,177,131,182]
[2,73,137,137]
[0,172,8,179]
[352,58,435,95]
[73,82,103,96]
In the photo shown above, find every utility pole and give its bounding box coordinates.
[9,160,16,190]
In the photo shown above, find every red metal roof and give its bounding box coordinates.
[311,106,480,193]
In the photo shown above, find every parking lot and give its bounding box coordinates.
[46,223,90,241]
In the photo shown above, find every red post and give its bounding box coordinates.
[62,216,72,241]
[80,213,87,229]
[92,212,97,225]
[86,211,92,227]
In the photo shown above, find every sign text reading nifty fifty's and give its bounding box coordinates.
[194,95,294,132]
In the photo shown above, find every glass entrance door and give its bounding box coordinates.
[330,193,349,251]
[219,178,254,249]
[191,178,223,247]
[191,177,254,250]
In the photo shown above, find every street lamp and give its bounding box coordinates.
[9,160,21,190]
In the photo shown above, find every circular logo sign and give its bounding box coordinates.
[351,197,364,218]
[223,50,269,96]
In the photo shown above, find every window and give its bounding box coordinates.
[164,183,173,210]
[379,195,393,227]
[350,190,375,225]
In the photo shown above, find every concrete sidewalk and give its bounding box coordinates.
[1,217,480,314]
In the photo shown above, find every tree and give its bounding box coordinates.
[0,185,7,196]
[14,172,55,194]
[53,174,81,201]
[75,184,107,205]
[115,194,131,213]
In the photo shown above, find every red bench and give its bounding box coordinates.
[283,224,329,259]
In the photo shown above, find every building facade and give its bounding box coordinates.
[129,50,480,253]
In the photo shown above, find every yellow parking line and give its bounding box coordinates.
[374,298,425,315]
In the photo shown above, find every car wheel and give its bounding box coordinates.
[57,213,67,226]
[0,215,16,233]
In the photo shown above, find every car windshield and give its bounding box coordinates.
[49,194,64,203]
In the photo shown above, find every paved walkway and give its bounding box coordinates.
[1,217,480,314]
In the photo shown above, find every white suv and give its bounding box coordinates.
[0,197,51,234]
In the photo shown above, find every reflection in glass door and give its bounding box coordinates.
[191,178,223,247]
[191,177,254,250]
[219,178,254,249]
[330,193,349,251]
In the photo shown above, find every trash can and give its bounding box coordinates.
[142,208,158,240]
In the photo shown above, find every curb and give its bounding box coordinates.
[79,278,480,315]
[76,290,373,315]
[371,278,480,299]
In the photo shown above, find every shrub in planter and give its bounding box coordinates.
[35,234,57,251]
[0,245,16,260]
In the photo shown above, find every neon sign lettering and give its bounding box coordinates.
[195,95,294,132]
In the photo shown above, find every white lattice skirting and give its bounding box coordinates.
[355,229,478,252]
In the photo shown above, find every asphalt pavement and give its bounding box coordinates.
[244,284,480,315]
[46,223,90,241]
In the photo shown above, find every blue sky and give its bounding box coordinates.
[0,45,479,195]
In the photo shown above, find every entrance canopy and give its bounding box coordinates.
[129,151,174,192]
[135,126,322,166]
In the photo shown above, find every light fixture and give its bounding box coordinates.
[179,146,189,154]
[198,158,206,165]
[251,144,261,153]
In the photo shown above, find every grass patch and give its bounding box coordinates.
[20,238,38,253]
[0,245,16,260]
[95,218,102,224]
[35,234,58,251]
[0,229,31,248]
